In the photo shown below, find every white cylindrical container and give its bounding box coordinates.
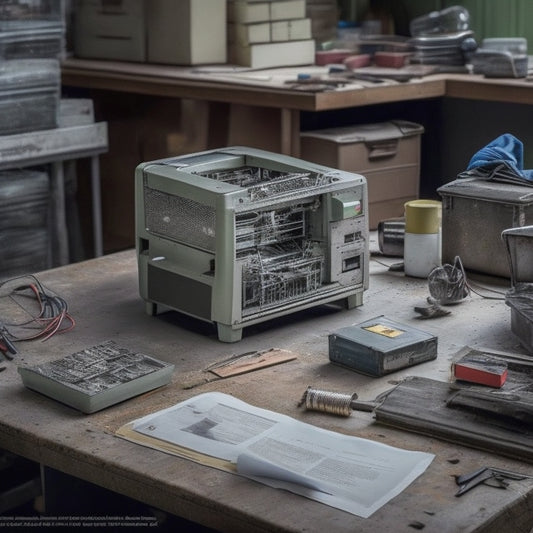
[403,199,442,278]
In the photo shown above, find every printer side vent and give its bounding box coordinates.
[144,187,216,251]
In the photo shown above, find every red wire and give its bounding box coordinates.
[3,281,76,342]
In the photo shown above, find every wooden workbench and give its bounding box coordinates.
[1,249,532,532]
[61,58,533,157]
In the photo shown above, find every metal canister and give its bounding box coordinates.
[377,217,405,257]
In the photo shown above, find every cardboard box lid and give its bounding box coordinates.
[438,177,533,204]
[300,120,424,144]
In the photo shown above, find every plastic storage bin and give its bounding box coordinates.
[0,28,64,59]
[0,0,65,60]
[0,59,60,135]
[409,6,470,36]
[0,168,50,279]
[300,120,424,229]
[438,178,533,278]
[0,0,64,31]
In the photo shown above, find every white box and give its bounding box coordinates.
[271,21,289,41]
[289,18,312,39]
[147,0,226,65]
[270,0,306,20]
[230,22,271,45]
[272,18,312,41]
[229,39,315,68]
[74,0,146,62]
[229,0,306,23]
[229,1,271,23]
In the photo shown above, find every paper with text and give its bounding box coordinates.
[116,392,434,518]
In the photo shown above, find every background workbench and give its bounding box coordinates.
[61,58,533,256]
[1,248,532,532]
[61,58,533,157]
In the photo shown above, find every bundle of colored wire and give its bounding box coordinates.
[0,275,75,344]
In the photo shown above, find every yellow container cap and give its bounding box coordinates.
[404,199,442,234]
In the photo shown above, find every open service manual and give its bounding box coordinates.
[116,392,434,518]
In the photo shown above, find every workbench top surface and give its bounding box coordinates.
[1,248,532,532]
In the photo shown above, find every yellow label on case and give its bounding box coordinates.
[364,324,404,338]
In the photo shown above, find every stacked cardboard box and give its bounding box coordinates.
[228,0,315,68]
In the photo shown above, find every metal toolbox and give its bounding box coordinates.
[503,226,533,353]
[438,178,533,278]
[300,120,423,229]
[329,315,437,377]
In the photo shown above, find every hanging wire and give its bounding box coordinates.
[0,274,75,344]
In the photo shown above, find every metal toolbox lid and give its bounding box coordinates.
[300,120,424,144]
[437,178,533,204]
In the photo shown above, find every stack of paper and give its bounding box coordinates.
[117,392,434,517]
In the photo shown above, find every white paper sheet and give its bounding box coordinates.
[117,392,434,518]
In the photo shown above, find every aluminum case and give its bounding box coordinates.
[438,178,533,278]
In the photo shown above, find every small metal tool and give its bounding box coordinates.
[454,466,532,497]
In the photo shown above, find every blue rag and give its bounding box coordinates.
[466,133,533,181]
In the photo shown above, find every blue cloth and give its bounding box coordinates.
[466,133,533,181]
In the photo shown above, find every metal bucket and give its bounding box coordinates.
[377,217,404,257]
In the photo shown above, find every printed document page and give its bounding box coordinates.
[116,392,434,518]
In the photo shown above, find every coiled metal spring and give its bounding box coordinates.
[299,386,357,417]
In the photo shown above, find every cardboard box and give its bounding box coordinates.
[74,0,146,62]
[229,22,271,45]
[228,1,271,23]
[453,351,508,388]
[329,315,438,377]
[270,0,306,20]
[229,0,306,23]
[230,18,312,45]
[438,178,533,278]
[229,39,314,68]
[147,0,227,65]
[300,121,424,229]
[271,18,312,41]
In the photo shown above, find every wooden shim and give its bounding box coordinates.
[209,349,297,378]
